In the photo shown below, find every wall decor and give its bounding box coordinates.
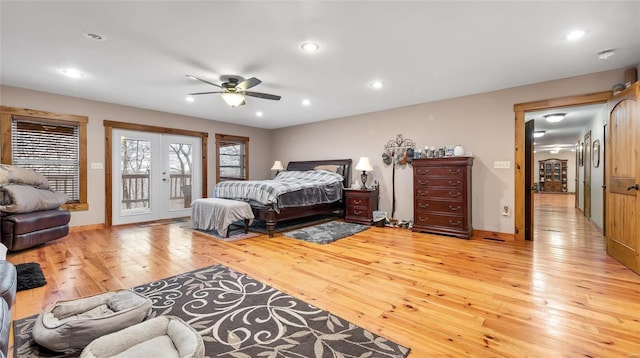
[592,139,600,168]
[382,134,416,219]
[578,142,584,167]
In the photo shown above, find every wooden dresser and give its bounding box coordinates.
[412,157,473,239]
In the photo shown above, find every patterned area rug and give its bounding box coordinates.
[181,222,261,242]
[13,265,410,358]
[284,221,370,244]
[237,214,338,234]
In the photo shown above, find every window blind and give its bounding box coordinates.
[219,141,246,179]
[11,118,79,202]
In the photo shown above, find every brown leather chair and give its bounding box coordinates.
[0,209,70,251]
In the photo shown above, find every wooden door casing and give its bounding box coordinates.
[584,131,592,218]
[606,82,639,274]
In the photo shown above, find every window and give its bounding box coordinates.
[1,106,88,211]
[215,133,249,181]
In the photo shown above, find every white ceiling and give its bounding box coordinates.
[1,1,639,130]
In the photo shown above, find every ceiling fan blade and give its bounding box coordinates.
[185,75,223,89]
[244,91,281,100]
[189,91,224,95]
[237,77,261,91]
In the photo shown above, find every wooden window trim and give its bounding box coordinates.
[215,133,249,182]
[1,106,88,211]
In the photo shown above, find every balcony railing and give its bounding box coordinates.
[121,173,192,209]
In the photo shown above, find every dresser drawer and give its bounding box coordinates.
[415,198,464,214]
[346,196,371,207]
[414,177,464,188]
[414,212,469,230]
[414,167,464,178]
[415,187,464,200]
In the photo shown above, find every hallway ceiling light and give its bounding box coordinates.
[544,113,565,123]
[533,131,546,138]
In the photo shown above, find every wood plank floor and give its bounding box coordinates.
[6,193,640,357]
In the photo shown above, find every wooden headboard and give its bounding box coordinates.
[286,159,352,188]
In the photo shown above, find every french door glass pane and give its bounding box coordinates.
[168,142,193,209]
[121,138,151,214]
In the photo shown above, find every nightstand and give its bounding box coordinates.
[344,188,379,225]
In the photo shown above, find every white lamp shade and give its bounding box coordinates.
[221,92,245,107]
[355,157,373,171]
[271,160,284,171]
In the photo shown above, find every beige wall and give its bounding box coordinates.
[0,85,273,227]
[272,68,628,234]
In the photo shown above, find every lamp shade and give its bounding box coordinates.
[355,157,373,171]
[221,92,245,107]
[271,160,284,171]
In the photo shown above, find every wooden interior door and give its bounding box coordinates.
[525,120,534,241]
[606,83,639,274]
[584,131,592,218]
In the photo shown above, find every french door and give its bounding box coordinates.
[112,129,201,225]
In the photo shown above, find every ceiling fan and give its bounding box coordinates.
[186,75,281,107]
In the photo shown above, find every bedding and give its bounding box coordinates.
[213,170,344,213]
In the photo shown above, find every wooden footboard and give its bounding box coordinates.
[252,202,344,237]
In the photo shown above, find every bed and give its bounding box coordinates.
[213,159,351,237]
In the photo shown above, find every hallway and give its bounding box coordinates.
[534,193,604,250]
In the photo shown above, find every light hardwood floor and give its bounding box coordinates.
[7,193,640,357]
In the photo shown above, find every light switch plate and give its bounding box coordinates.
[494,161,511,169]
[91,162,103,170]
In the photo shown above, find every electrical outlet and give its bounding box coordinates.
[502,205,509,216]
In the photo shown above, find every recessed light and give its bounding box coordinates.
[302,99,311,106]
[566,30,585,41]
[256,111,263,117]
[61,68,84,79]
[370,81,383,89]
[185,96,194,102]
[83,32,106,41]
[300,42,320,53]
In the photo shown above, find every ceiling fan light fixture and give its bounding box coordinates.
[533,131,546,138]
[221,92,245,107]
[544,113,566,123]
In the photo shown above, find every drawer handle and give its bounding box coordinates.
[449,205,461,211]
[449,180,461,186]
[418,216,429,222]
[449,220,461,226]
[449,192,461,198]
[418,169,429,175]
[418,180,429,185]
[449,169,461,174]
[419,203,429,209]
[353,209,362,215]
[353,199,362,204]
[418,190,429,196]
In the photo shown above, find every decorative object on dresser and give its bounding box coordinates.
[355,157,373,189]
[344,188,379,225]
[270,160,284,175]
[382,134,416,219]
[538,158,568,193]
[412,157,473,239]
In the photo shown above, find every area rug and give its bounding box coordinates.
[15,262,47,291]
[284,221,370,244]
[181,222,261,242]
[13,264,410,358]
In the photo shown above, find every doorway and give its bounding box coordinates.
[111,129,202,225]
[514,91,610,241]
[103,120,209,227]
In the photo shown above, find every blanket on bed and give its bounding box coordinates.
[0,165,68,213]
[213,170,343,213]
